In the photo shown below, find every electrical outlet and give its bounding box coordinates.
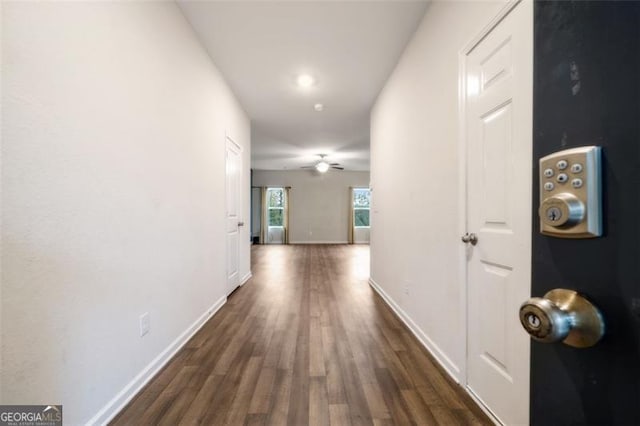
[403,282,410,296]
[139,312,150,337]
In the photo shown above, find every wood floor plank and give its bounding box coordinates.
[136,365,199,425]
[248,367,277,414]
[431,406,462,426]
[372,420,395,426]
[178,374,225,425]
[244,413,267,426]
[309,376,330,426]
[374,367,413,425]
[452,408,488,426]
[329,404,352,426]
[362,382,391,421]
[287,288,311,426]
[200,340,256,425]
[157,370,208,426]
[224,356,264,425]
[110,245,491,426]
[401,389,438,425]
[265,368,293,425]
[262,329,286,369]
[277,313,300,371]
[309,316,326,377]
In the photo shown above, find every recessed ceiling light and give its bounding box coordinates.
[314,103,324,112]
[297,74,315,88]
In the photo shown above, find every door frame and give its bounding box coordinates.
[456,0,529,422]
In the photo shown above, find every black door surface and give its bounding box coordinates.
[532,1,640,424]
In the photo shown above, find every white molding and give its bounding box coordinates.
[368,278,460,382]
[87,295,227,426]
[240,271,252,286]
[289,241,349,245]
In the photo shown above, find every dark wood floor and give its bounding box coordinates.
[111,244,490,425]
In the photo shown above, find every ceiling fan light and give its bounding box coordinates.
[297,74,315,88]
[315,161,330,173]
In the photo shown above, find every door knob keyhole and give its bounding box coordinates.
[527,313,541,328]
[519,289,604,348]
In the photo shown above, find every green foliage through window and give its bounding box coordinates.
[353,188,371,228]
[353,189,370,208]
[269,208,283,226]
[268,189,284,208]
[268,188,284,226]
[354,209,370,227]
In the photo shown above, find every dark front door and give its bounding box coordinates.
[532,1,640,424]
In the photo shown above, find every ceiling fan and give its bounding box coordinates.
[300,155,344,173]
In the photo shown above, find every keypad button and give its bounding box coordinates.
[571,163,583,173]
[544,182,555,191]
[557,160,568,170]
[557,173,568,183]
[572,178,583,188]
[543,168,554,177]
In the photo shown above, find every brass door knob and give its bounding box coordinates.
[519,289,604,348]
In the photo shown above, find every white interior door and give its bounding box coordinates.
[225,137,242,295]
[465,2,532,424]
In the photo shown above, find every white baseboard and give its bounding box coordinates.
[240,271,252,286]
[87,295,227,425]
[368,278,461,382]
[289,240,349,244]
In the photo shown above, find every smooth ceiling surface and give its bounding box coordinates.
[178,1,429,171]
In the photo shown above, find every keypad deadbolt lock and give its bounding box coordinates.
[519,289,604,348]
[539,146,602,238]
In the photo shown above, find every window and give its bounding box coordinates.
[267,187,284,227]
[353,188,371,227]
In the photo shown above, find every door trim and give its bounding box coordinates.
[457,1,528,423]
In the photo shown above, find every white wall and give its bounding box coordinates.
[354,227,370,244]
[252,170,369,244]
[1,2,250,424]
[370,1,504,379]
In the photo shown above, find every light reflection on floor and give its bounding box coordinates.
[348,244,370,281]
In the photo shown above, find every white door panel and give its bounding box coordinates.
[226,137,241,295]
[465,2,532,424]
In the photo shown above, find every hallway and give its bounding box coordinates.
[112,245,489,425]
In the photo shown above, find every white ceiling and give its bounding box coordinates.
[178,1,429,171]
